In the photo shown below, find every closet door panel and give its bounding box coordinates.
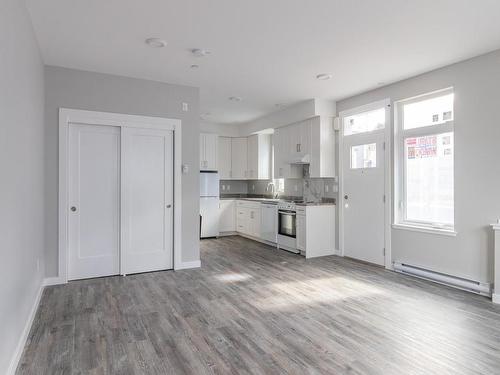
[68,124,120,280]
[122,127,174,274]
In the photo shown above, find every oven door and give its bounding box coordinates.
[278,210,296,238]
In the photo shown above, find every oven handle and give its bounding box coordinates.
[278,210,296,216]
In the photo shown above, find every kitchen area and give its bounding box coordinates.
[200,114,338,259]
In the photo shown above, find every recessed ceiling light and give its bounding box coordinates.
[191,48,211,57]
[316,73,333,81]
[229,96,242,102]
[190,64,199,69]
[145,38,167,48]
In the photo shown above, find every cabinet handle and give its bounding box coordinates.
[298,143,301,152]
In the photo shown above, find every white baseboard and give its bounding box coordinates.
[176,260,201,270]
[43,276,65,286]
[493,293,500,304]
[7,281,44,375]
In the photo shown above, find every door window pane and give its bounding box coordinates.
[344,108,385,136]
[351,143,377,169]
[405,132,454,225]
[403,93,454,130]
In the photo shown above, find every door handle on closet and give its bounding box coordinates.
[166,204,172,208]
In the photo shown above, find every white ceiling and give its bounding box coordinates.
[26,0,500,124]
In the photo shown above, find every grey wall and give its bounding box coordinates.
[337,49,500,283]
[0,0,46,372]
[44,66,200,275]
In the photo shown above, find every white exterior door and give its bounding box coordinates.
[68,124,121,280]
[342,104,387,266]
[122,127,174,274]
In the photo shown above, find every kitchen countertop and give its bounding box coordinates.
[220,195,335,206]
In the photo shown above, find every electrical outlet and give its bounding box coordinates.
[252,184,255,190]
[182,102,189,112]
[325,184,329,193]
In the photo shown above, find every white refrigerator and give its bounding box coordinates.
[200,172,220,238]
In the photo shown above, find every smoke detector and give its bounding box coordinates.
[191,48,211,57]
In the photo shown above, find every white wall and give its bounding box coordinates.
[238,99,336,136]
[200,121,241,137]
[44,66,201,276]
[337,49,500,284]
[0,0,46,373]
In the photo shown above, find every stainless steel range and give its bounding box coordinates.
[277,200,301,253]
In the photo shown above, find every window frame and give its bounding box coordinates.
[394,88,456,235]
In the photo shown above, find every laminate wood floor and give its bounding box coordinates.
[17,236,500,375]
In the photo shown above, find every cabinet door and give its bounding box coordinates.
[250,208,261,238]
[298,120,311,156]
[247,135,258,179]
[236,206,249,234]
[199,133,206,170]
[273,129,283,178]
[204,134,218,171]
[231,138,248,179]
[218,137,232,179]
[288,123,301,157]
[296,214,306,251]
[219,200,235,232]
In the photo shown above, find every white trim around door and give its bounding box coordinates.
[58,108,184,284]
[338,99,392,270]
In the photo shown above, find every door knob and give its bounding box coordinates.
[70,206,77,212]
[344,195,348,200]
[166,204,172,208]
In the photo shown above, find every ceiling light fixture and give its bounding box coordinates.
[316,73,333,81]
[191,48,211,57]
[145,38,167,48]
[229,96,242,102]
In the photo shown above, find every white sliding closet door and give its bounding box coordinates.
[68,124,121,280]
[122,127,174,274]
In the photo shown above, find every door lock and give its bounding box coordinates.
[344,195,348,200]
[70,206,77,212]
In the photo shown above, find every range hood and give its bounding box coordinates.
[288,154,311,164]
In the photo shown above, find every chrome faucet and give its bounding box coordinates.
[266,181,277,198]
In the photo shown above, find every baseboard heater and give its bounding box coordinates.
[393,262,491,297]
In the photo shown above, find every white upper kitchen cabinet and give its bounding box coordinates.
[200,133,218,171]
[231,137,248,179]
[218,137,232,179]
[273,127,303,179]
[273,116,335,178]
[309,116,335,178]
[247,134,272,180]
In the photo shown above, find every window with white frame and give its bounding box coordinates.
[396,89,454,231]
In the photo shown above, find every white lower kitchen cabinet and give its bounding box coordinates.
[236,200,262,238]
[296,205,336,258]
[219,199,236,233]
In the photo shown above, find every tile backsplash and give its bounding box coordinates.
[220,177,338,201]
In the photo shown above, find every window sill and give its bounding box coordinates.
[392,223,457,237]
